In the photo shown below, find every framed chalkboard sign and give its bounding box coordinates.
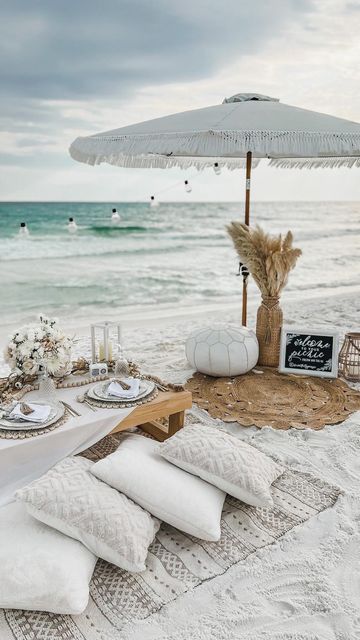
[279,328,339,378]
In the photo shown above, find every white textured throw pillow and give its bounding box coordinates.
[159,424,283,507]
[91,434,226,541]
[0,502,96,614]
[16,456,159,572]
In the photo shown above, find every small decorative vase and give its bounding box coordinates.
[38,367,57,402]
[256,296,283,367]
[114,345,130,379]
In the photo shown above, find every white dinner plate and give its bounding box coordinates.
[0,401,65,431]
[87,378,155,403]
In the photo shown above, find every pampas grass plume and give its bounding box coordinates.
[226,222,302,297]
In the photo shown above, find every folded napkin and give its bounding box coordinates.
[107,378,140,399]
[10,402,52,423]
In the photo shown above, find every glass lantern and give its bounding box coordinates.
[90,321,122,363]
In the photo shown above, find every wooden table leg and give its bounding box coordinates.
[168,410,185,436]
[141,411,185,441]
[141,421,168,442]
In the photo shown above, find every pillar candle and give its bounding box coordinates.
[99,342,113,361]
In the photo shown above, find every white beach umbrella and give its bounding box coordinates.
[69,93,360,323]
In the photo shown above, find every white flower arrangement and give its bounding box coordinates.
[4,315,73,377]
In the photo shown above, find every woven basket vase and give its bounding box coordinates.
[256,296,283,367]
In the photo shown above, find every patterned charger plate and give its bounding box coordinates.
[0,401,65,431]
[87,378,155,403]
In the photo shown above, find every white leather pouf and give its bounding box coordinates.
[186,325,259,377]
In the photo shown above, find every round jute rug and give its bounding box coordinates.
[186,367,360,430]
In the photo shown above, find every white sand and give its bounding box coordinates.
[0,289,359,638]
[118,290,360,639]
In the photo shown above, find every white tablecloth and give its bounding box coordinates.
[0,381,135,506]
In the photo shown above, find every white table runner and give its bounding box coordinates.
[0,381,134,506]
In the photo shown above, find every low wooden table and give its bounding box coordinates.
[110,390,192,441]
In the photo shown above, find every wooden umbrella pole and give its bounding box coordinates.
[242,151,252,326]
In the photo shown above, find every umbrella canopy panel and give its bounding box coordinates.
[70,93,360,170]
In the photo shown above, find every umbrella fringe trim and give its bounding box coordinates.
[269,157,360,168]
[69,148,259,171]
[69,129,360,169]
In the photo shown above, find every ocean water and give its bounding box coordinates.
[0,201,359,328]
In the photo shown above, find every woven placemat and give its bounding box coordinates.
[85,385,158,409]
[0,411,69,439]
[186,367,360,430]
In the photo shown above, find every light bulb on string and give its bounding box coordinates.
[236,262,250,283]
[150,195,159,208]
[213,162,221,175]
[184,180,192,193]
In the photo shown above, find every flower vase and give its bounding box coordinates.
[256,296,283,367]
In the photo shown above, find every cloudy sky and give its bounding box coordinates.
[0,0,359,202]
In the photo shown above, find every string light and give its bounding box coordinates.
[213,162,221,175]
[150,195,159,208]
[236,262,250,283]
[148,167,214,204]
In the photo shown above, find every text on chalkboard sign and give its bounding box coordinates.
[279,328,339,378]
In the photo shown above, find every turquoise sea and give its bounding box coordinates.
[0,201,359,328]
